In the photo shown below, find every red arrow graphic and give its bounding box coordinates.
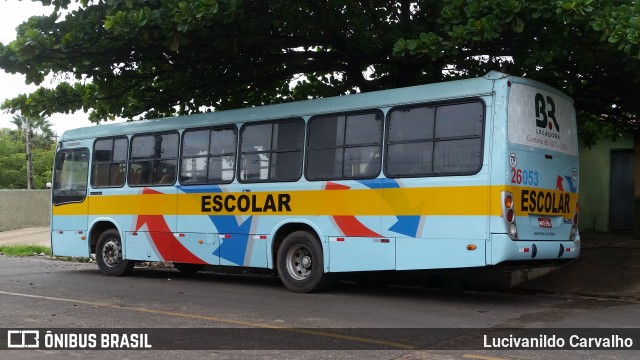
[556,175,565,192]
[325,182,382,237]
[134,188,206,264]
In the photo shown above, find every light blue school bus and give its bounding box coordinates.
[51,71,580,292]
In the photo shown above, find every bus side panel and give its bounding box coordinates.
[395,216,488,270]
[328,236,396,272]
[51,214,90,258]
[244,234,269,268]
[218,232,268,268]
[381,179,492,270]
[124,231,167,262]
[172,232,220,265]
[176,215,221,265]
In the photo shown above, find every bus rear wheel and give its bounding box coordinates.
[276,231,334,293]
[96,229,135,276]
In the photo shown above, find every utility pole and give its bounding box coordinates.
[24,116,33,189]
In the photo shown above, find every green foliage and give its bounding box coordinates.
[0,245,51,256]
[10,114,55,150]
[0,128,54,189]
[1,0,639,146]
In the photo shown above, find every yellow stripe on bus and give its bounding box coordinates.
[51,185,577,218]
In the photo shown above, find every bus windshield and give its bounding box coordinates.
[53,149,89,205]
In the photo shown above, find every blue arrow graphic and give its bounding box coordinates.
[178,185,254,265]
[564,176,578,193]
[210,215,253,265]
[358,179,422,237]
[388,215,422,238]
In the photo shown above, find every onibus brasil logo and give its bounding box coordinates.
[7,330,152,349]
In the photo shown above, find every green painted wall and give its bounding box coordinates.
[579,134,634,231]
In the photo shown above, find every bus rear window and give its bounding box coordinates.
[507,83,578,156]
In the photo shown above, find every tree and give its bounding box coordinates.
[0,129,54,189]
[0,0,639,146]
[9,114,55,188]
[10,114,55,150]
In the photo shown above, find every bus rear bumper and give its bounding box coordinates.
[489,233,580,265]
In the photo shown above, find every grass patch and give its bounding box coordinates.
[0,245,51,256]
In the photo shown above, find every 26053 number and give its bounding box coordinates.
[511,168,539,186]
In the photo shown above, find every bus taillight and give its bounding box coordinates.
[506,209,515,223]
[504,195,513,209]
[502,191,518,240]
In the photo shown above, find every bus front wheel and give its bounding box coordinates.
[276,231,333,293]
[96,229,135,276]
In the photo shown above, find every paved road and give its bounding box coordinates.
[1,256,638,359]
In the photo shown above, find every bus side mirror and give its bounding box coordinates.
[55,152,65,170]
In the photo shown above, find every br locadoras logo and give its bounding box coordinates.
[535,93,560,139]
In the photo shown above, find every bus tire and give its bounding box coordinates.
[174,263,205,274]
[276,230,333,293]
[96,229,135,276]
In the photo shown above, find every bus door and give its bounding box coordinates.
[51,147,90,257]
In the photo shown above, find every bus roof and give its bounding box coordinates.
[59,71,558,141]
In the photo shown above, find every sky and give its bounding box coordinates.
[0,0,99,136]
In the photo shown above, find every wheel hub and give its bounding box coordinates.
[301,256,312,268]
[102,240,121,267]
[285,244,313,281]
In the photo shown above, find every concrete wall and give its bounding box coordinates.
[0,190,50,231]
[579,134,634,232]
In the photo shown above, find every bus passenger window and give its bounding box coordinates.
[92,137,127,187]
[129,133,178,186]
[238,118,303,183]
[385,101,484,177]
[181,127,237,185]
[306,110,382,180]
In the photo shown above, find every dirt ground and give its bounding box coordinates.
[0,227,50,246]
